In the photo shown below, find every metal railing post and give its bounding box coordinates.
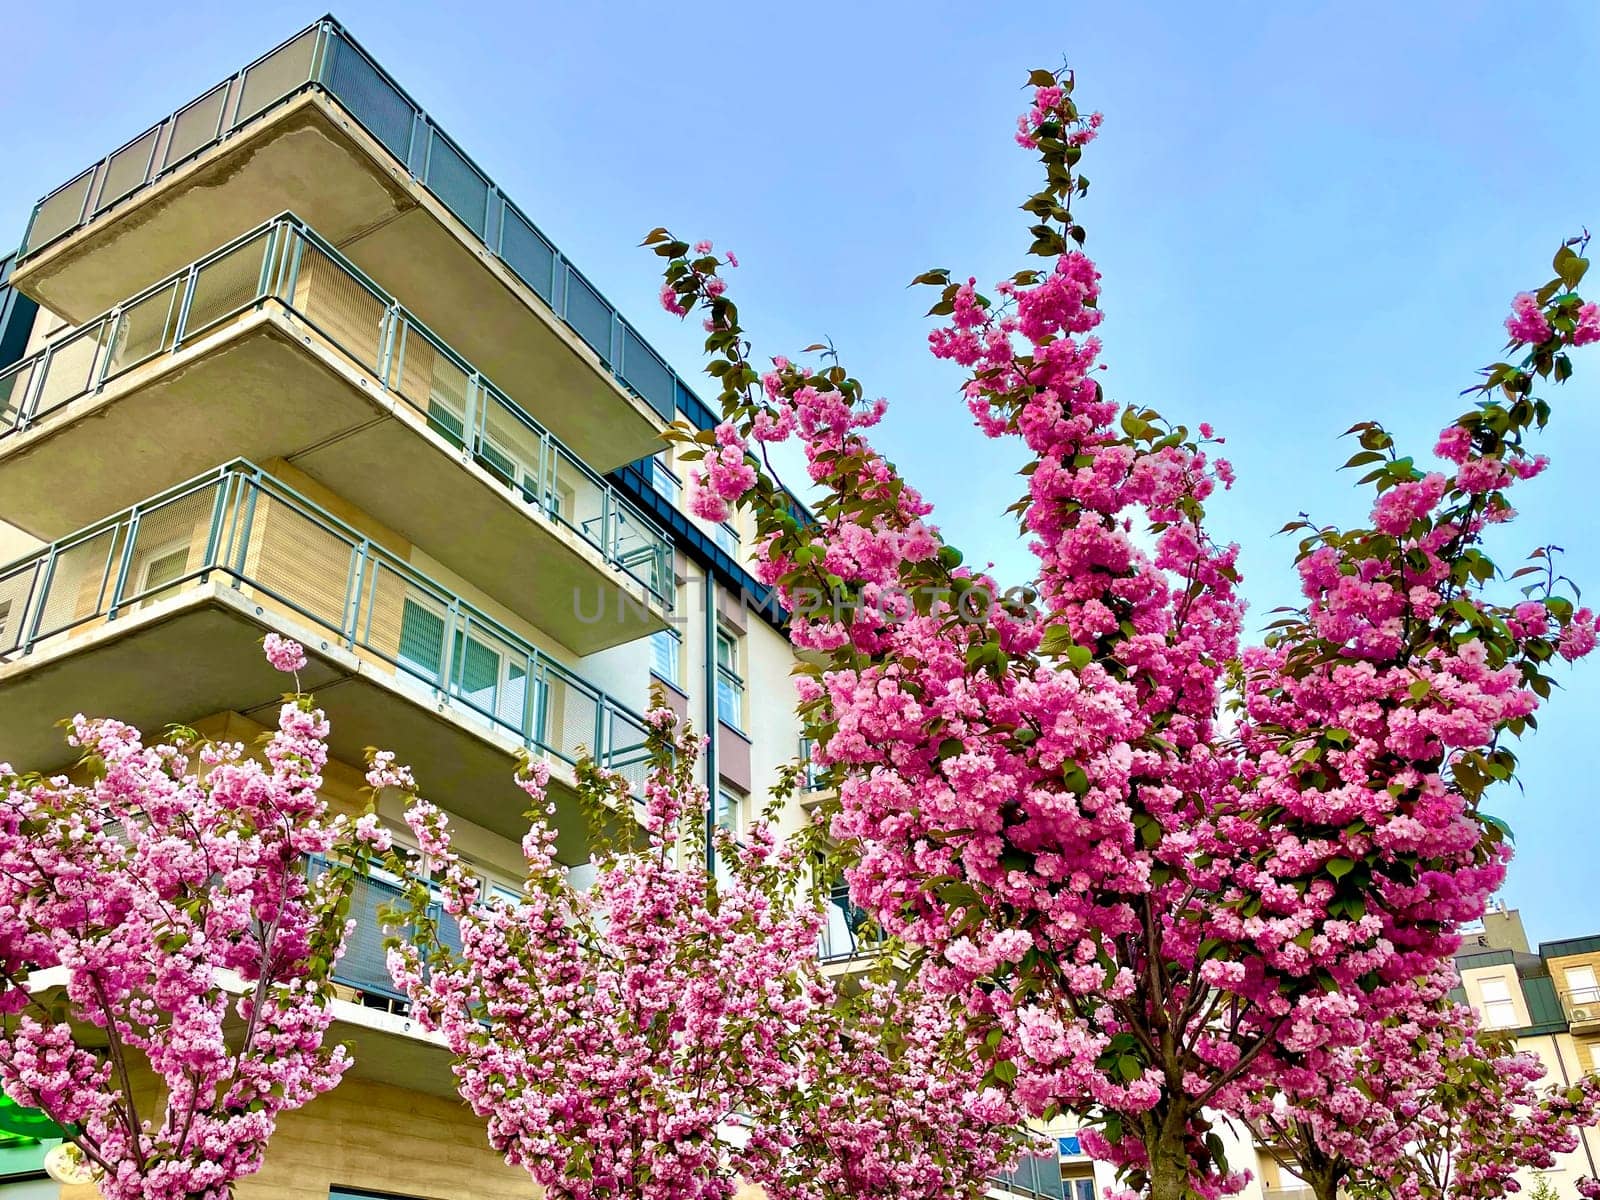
[440,597,461,698]
[377,306,399,389]
[105,510,141,619]
[254,222,281,303]
[342,541,367,648]
[172,264,201,350]
[532,660,550,749]
[21,545,60,654]
[20,344,54,432]
[92,314,120,391]
[520,652,537,748]
[199,472,233,580]
[231,478,259,580]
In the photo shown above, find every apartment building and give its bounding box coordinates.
[1450,908,1600,1194]
[0,16,828,1200]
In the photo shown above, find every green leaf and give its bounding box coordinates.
[1480,812,1516,844]
[1326,857,1356,880]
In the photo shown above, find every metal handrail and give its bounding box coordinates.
[798,735,828,792]
[0,460,656,792]
[0,213,672,610]
[817,881,886,964]
[15,17,699,429]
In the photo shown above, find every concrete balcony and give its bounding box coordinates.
[0,216,670,653]
[0,462,650,860]
[11,19,679,473]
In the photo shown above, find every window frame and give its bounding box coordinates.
[1478,975,1519,1029]
[131,536,193,607]
[649,625,682,687]
[714,624,745,732]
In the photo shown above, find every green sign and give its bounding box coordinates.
[0,1096,64,1143]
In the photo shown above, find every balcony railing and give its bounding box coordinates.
[16,17,702,428]
[798,735,829,792]
[0,214,672,609]
[818,881,885,964]
[0,461,654,792]
[309,857,461,1006]
[1560,987,1600,1024]
[991,1141,1066,1199]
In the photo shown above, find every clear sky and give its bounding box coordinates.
[4,2,1598,945]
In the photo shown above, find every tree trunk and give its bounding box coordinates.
[1147,1115,1194,1200]
[1307,1163,1342,1200]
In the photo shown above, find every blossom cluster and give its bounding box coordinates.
[0,640,364,1200]
[378,709,825,1200]
[651,65,1600,1199]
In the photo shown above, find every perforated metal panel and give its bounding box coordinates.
[425,132,489,239]
[119,485,215,606]
[31,325,108,421]
[322,33,414,162]
[620,326,674,420]
[28,525,121,643]
[163,85,229,170]
[234,27,319,126]
[94,127,160,214]
[184,232,273,337]
[332,869,409,999]
[562,270,613,361]
[103,281,182,380]
[499,209,556,301]
[0,558,44,655]
[245,491,358,631]
[24,172,93,255]
[295,246,388,372]
[0,359,40,433]
[544,670,600,765]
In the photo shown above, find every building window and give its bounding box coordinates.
[1567,965,1600,1005]
[1070,1178,1096,1200]
[715,625,744,731]
[1478,976,1518,1029]
[133,539,190,605]
[397,596,538,733]
[1059,1135,1083,1157]
[714,520,740,558]
[716,786,746,836]
[648,452,682,507]
[650,627,681,686]
[0,598,12,644]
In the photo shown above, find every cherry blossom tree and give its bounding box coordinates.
[375,701,1024,1200]
[1343,1011,1600,1200]
[1245,984,1600,1200]
[0,636,376,1200]
[376,704,828,1200]
[751,958,1020,1200]
[647,64,1600,1200]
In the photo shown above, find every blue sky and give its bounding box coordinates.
[4,2,1598,944]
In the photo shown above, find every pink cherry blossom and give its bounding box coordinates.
[0,640,380,1200]
[648,64,1599,1200]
